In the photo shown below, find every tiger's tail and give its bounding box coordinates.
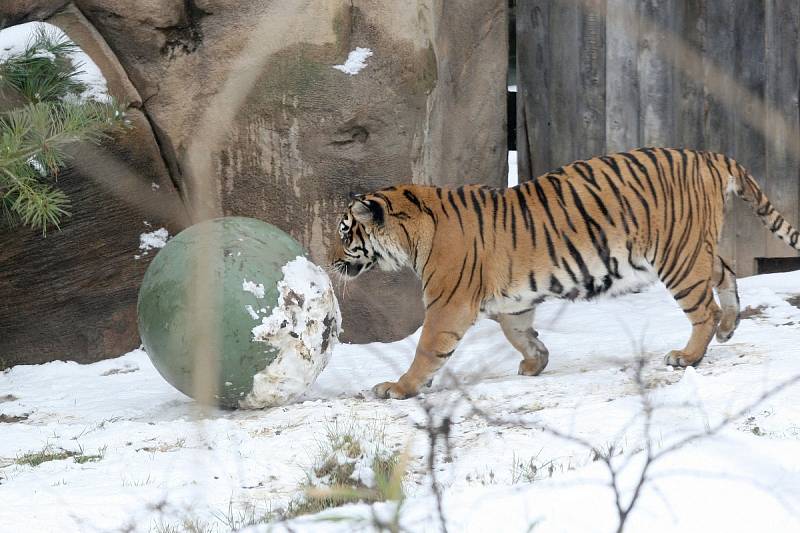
[731,162,800,251]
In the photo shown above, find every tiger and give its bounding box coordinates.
[331,147,800,399]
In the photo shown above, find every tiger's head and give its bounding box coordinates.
[331,192,413,279]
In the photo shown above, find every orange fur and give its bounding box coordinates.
[331,148,800,398]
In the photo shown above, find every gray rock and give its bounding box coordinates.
[0,1,71,28]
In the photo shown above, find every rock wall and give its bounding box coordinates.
[0,0,506,362]
[0,5,186,366]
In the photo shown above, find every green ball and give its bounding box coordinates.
[137,217,339,408]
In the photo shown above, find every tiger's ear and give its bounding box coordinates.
[352,199,384,226]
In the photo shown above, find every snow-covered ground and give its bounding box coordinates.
[2,270,800,533]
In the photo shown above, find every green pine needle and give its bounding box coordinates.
[0,24,128,234]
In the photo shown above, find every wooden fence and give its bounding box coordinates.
[515,0,800,275]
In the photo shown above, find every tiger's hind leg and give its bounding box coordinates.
[496,309,549,376]
[662,253,722,367]
[714,255,740,343]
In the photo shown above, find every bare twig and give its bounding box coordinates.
[456,366,800,533]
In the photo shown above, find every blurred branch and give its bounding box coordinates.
[455,364,800,533]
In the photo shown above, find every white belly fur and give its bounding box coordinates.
[481,259,660,316]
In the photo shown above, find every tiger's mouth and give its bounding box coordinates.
[331,259,377,278]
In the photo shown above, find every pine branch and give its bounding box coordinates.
[0,23,129,234]
[0,24,85,103]
[0,101,126,233]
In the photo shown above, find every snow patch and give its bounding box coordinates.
[333,47,373,75]
[241,256,341,409]
[308,429,392,491]
[31,50,56,61]
[0,23,38,57]
[242,280,265,299]
[138,228,169,252]
[507,150,518,187]
[244,304,260,320]
[27,157,46,176]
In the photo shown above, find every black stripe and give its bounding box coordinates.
[426,288,447,310]
[373,192,394,211]
[398,222,413,250]
[549,275,563,294]
[600,155,625,182]
[583,182,615,228]
[510,201,518,249]
[682,286,709,315]
[444,253,470,306]
[404,190,423,211]
[563,236,592,289]
[448,190,464,231]
[420,246,433,278]
[467,239,479,287]
[673,279,705,300]
[474,263,485,304]
[422,269,435,291]
[547,176,577,233]
[436,188,450,219]
[635,148,663,208]
[534,179,559,234]
[500,192,508,231]
[561,258,579,284]
[543,226,558,266]
[470,189,485,246]
[573,161,601,190]
[601,170,630,232]
[491,189,499,245]
[456,186,468,207]
[514,186,533,231]
[567,182,617,278]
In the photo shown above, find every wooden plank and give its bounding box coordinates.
[576,0,606,160]
[731,0,768,276]
[674,0,705,150]
[516,0,551,181]
[764,0,800,258]
[702,0,738,270]
[637,0,675,147]
[547,0,581,170]
[605,0,639,152]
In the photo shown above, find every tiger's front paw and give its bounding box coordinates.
[664,350,704,368]
[372,381,416,399]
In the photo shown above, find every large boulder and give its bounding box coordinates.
[76,0,508,343]
[0,1,71,28]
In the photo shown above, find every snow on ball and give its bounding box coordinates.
[136,217,341,408]
[241,256,341,408]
